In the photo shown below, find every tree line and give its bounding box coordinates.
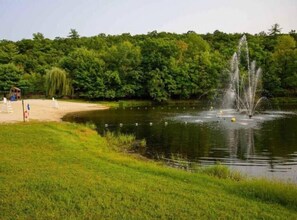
[0,24,296,101]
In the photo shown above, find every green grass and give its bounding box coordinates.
[1,122,297,219]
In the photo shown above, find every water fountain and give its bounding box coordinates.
[171,35,289,128]
[224,35,264,118]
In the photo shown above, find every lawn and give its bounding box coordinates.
[0,122,297,219]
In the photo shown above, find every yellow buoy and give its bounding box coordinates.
[231,117,236,122]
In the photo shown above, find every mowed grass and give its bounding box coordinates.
[0,122,297,219]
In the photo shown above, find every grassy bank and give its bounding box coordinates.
[1,122,297,219]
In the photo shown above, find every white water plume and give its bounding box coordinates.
[223,35,264,118]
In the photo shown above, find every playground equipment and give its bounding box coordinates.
[9,87,21,100]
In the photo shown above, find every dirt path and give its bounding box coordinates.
[0,99,108,123]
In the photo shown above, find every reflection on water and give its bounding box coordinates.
[63,105,297,182]
[200,126,297,182]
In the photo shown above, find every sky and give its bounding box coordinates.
[0,0,296,41]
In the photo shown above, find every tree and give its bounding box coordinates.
[284,73,297,94]
[103,41,143,97]
[289,30,297,42]
[275,35,296,51]
[0,63,22,92]
[22,72,45,94]
[147,69,169,102]
[45,67,72,97]
[0,29,295,99]
[184,33,210,56]
[257,31,267,36]
[33,32,45,41]
[102,70,121,98]
[60,48,106,98]
[68,29,80,39]
[268,24,282,36]
[272,35,297,94]
[0,42,18,64]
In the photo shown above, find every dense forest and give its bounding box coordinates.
[0,24,296,101]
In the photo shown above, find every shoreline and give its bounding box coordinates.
[0,99,109,123]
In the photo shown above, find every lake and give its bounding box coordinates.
[63,102,297,182]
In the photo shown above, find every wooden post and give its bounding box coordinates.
[22,100,25,122]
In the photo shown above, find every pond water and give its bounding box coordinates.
[63,103,297,182]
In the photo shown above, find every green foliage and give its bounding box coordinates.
[61,48,106,98]
[45,67,72,97]
[272,35,297,94]
[18,73,32,94]
[103,41,143,98]
[184,33,210,56]
[0,41,18,64]
[275,35,296,51]
[0,63,22,91]
[1,27,297,99]
[68,29,80,39]
[27,72,45,94]
[147,69,169,102]
[33,32,45,41]
[269,23,282,36]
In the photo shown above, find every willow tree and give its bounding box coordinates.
[45,67,72,97]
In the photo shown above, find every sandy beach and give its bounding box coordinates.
[0,99,108,123]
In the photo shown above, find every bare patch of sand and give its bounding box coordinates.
[0,99,108,123]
